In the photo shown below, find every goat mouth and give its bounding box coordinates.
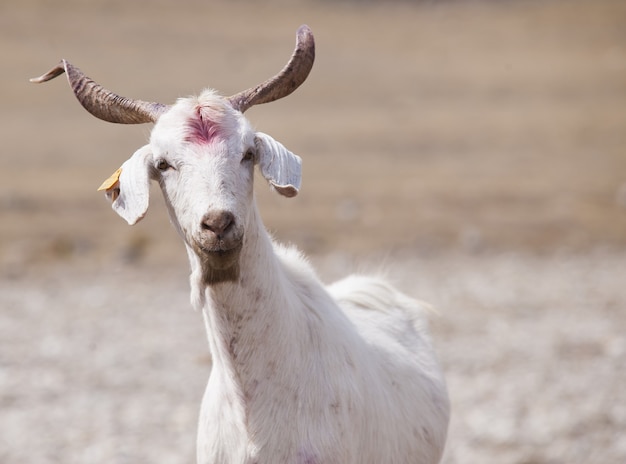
[192,238,243,270]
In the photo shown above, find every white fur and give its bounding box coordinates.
[107,89,449,464]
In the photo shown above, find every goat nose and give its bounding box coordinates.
[201,210,235,238]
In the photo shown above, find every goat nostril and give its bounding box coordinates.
[201,211,235,238]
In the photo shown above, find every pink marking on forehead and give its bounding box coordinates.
[185,105,228,145]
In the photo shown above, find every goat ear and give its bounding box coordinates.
[254,132,302,198]
[98,145,152,225]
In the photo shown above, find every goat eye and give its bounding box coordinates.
[156,159,170,171]
[242,149,255,163]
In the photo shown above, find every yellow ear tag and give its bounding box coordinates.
[97,167,122,192]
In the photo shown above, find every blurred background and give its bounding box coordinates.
[1,0,625,463]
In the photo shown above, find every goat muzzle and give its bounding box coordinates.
[192,210,244,272]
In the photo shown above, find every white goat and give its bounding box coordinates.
[32,26,449,464]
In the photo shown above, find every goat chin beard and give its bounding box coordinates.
[190,240,242,285]
[201,262,240,285]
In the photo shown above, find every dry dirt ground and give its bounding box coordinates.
[1,0,625,463]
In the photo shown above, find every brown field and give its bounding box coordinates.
[1,0,625,463]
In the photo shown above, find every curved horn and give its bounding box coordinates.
[228,25,315,113]
[30,59,169,124]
